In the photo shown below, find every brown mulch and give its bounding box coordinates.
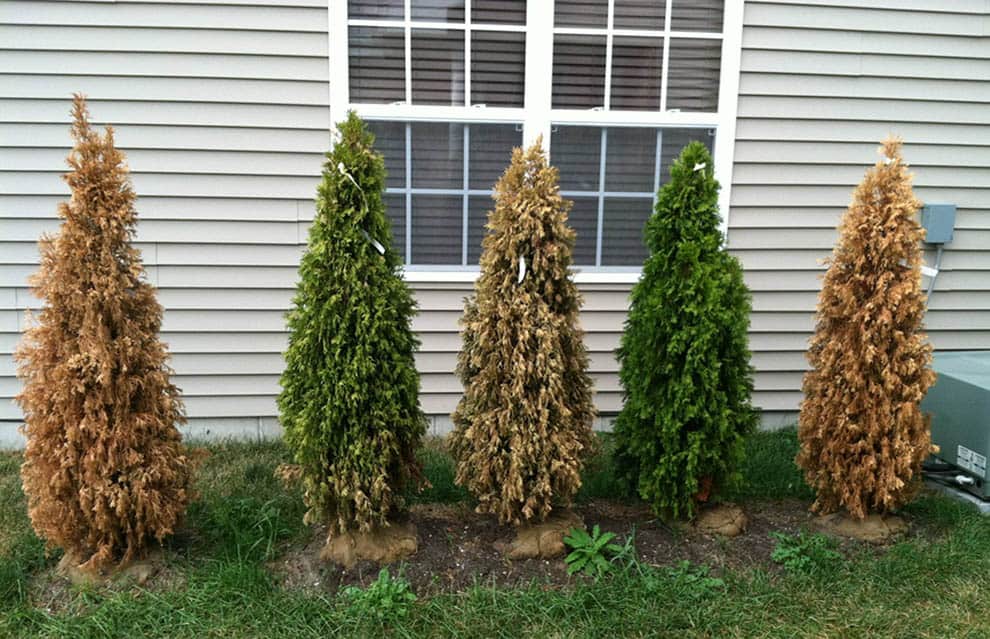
[268,497,828,596]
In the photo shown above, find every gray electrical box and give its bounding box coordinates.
[921,203,956,244]
[924,351,990,499]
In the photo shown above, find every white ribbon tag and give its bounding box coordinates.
[900,258,938,278]
[693,162,706,172]
[518,255,526,283]
[337,162,363,192]
[361,229,385,255]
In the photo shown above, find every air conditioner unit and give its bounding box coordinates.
[923,351,990,500]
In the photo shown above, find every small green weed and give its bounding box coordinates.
[563,525,628,579]
[770,531,842,575]
[342,567,417,625]
[665,560,725,598]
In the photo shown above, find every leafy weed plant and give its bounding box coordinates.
[770,531,842,575]
[564,525,628,579]
[342,567,417,625]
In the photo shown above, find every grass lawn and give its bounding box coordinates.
[2,429,990,638]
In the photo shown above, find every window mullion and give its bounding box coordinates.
[522,0,554,149]
[405,123,412,264]
[653,129,663,206]
[595,128,607,267]
[660,0,673,111]
[603,0,614,110]
[462,125,470,266]
[464,1,471,106]
[404,0,412,104]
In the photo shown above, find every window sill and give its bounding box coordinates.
[400,268,642,285]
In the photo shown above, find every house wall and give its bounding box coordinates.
[731,0,990,424]
[2,0,989,446]
[0,0,331,444]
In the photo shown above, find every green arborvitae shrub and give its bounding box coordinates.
[278,112,427,536]
[449,138,597,526]
[612,141,757,520]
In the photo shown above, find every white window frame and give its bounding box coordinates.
[328,0,743,284]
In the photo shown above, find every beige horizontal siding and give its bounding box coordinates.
[0,0,329,441]
[732,0,990,422]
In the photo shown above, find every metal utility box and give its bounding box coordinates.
[921,203,956,244]
[924,351,990,499]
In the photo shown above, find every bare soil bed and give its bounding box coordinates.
[268,496,920,596]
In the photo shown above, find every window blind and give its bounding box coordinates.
[610,37,662,111]
[552,35,606,109]
[471,31,525,107]
[667,38,721,112]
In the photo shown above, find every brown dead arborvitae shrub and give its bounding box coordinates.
[797,137,936,519]
[15,95,197,572]
[449,138,597,526]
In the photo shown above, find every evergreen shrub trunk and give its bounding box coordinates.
[450,138,597,526]
[278,113,427,536]
[612,141,757,520]
[797,138,935,518]
[16,95,196,571]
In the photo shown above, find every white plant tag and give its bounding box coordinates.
[693,162,706,172]
[337,162,363,192]
[361,228,385,255]
[518,255,526,283]
[900,258,938,277]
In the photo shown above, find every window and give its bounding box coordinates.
[333,0,740,272]
[348,0,526,107]
[367,120,522,265]
[553,126,714,266]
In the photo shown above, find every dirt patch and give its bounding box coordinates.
[269,498,835,595]
[322,520,418,568]
[813,512,908,543]
[692,503,748,538]
[498,510,583,560]
[27,531,195,615]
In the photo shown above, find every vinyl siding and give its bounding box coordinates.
[0,0,330,444]
[732,0,990,424]
[3,0,989,446]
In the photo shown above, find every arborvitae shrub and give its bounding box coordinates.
[612,141,757,520]
[278,112,427,536]
[15,95,196,571]
[797,138,935,518]
[449,138,596,526]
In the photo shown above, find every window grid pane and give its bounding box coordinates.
[349,9,526,108]
[348,2,726,270]
[552,125,716,267]
[372,121,522,266]
[551,0,724,114]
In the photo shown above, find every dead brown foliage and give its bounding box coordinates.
[449,138,597,526]
[15,95,197,572]
[797,138,936,519]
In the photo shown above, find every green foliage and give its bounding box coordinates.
[563,525,627,578]
[770,531,842,575]
[724,428,815,501]
[4,438,990,638]
[343,568,417,625]
[661,561,726,599]
[613,141,757,520]
[278,112,427,535]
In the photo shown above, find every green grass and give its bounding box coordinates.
[3,430,990,638]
